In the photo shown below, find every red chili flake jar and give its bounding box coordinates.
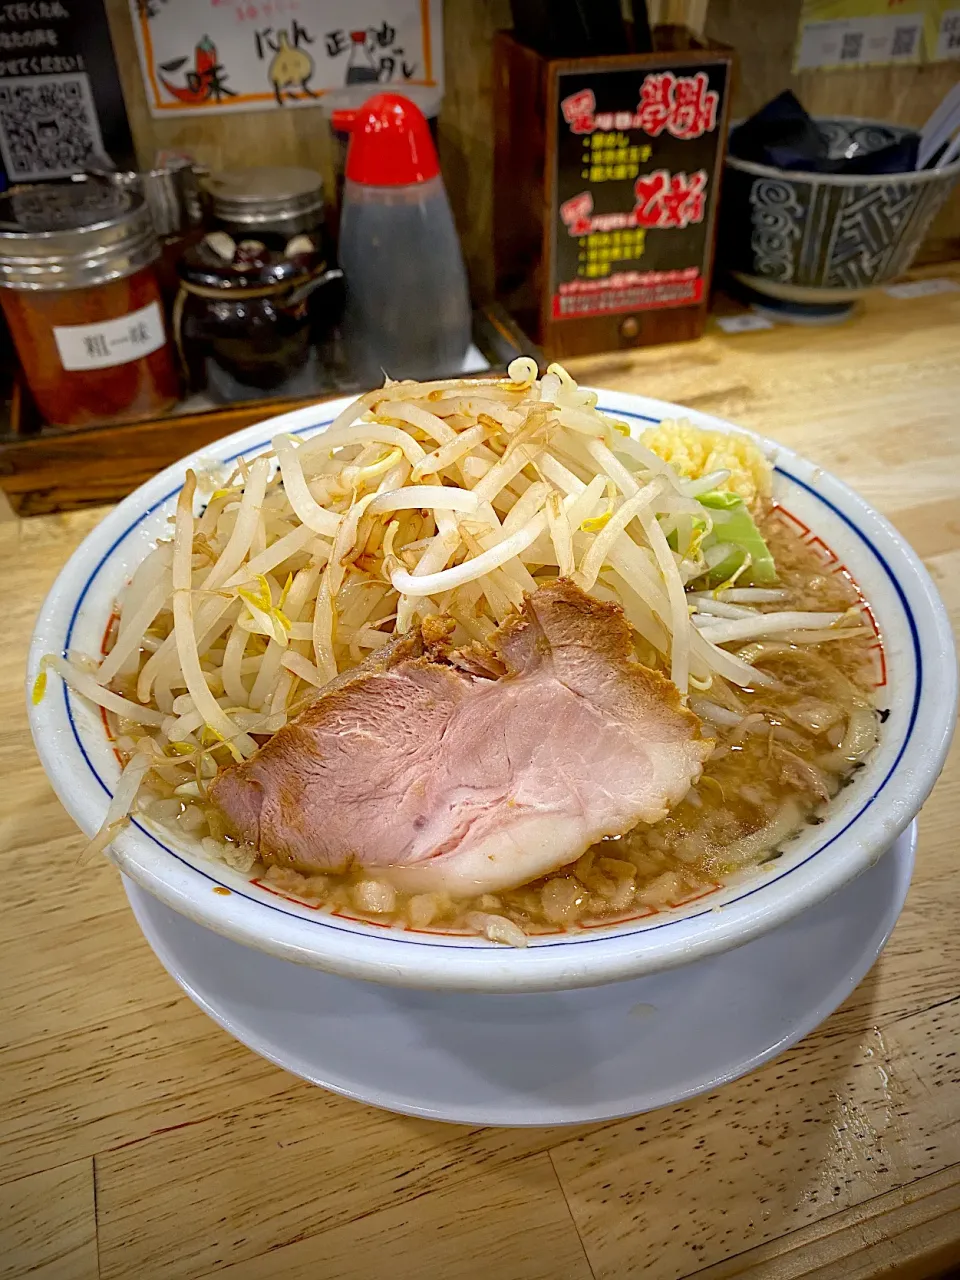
[0,181,180,429]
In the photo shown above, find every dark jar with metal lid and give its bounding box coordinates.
[175,230,342,403]
[0,181,180,429]
[204,167,328,250]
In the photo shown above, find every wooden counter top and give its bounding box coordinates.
[2,271,959,1280]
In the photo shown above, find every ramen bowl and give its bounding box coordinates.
[26,391,957,993]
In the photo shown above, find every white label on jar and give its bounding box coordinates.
[53,301,167,372]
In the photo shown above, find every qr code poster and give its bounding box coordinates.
[0,74,104,182]
[131,0,443,118]
[794,0,929,70]
[932,3,960,59]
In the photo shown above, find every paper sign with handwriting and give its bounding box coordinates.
[130,0,442,118]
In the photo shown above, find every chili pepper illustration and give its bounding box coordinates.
[159,36,236,105]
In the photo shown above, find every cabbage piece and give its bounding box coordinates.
[696,490,777,585]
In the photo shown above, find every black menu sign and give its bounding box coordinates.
[0,0,134,186]
[551,60,729,322]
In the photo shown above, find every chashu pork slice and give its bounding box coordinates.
[211,580,712,896]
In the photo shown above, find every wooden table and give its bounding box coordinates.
[2,270,959,1280]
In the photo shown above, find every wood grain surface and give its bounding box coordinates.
[2,272,959,1279]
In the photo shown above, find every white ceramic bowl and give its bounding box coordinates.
[27,391,957,993]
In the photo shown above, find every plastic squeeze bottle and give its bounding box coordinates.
[334,93,471,383]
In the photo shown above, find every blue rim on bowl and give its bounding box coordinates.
[26,391,957,992]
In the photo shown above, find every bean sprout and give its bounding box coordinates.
[39,363,871,862]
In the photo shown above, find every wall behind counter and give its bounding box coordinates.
[104,0,958,305]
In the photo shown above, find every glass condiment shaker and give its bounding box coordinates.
[175,230,342,403]
[335,94,470,384]
[0,180,180,429]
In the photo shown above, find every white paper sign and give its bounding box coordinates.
[53,301,166,371]
[130,0,442,118]
[795,14,924,70]
[934,8,960,59]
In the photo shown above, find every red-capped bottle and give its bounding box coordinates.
[334,92,470,383]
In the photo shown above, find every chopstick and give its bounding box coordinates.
[918,83,960,168]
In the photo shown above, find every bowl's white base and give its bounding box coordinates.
[125,821,915,1127]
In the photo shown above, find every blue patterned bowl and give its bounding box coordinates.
[719,117,960,305]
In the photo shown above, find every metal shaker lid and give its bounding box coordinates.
[0,180,159,291]
[204,167,325,229]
